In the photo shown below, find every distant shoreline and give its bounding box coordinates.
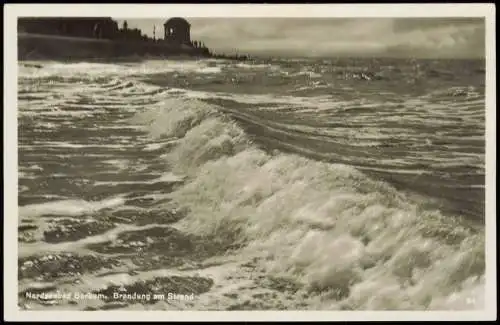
[17,33,253,62]
[17,32,212,62]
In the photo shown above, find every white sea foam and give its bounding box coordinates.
[16,60,486,311]
[290,69,323,79]
[93,172,184,186]
[134,97,485,310]
[19,197,125,218]
[234,62,281,70]
[143,140,178,152]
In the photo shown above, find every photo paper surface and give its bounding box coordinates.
[4,3,496,322]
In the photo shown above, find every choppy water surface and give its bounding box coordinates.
[18,57,485,310]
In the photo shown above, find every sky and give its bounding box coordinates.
[113,17,485,59]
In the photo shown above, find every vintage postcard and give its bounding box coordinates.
[3,3,496,322]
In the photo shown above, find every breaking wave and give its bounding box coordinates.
[17,58,486,311]
[128,96,485,310]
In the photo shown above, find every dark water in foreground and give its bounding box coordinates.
[18,58,485,310]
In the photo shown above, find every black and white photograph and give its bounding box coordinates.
[4,3,496,322]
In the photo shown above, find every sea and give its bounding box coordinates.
[17,57,486,311]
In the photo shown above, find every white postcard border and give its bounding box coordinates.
[4,3,496,322]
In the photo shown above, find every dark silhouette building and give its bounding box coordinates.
[163,17,191,45]
[18,17,119,40]
[18,16,217,60]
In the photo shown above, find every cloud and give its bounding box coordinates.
[116,18,485,59]
[387,18,485,58]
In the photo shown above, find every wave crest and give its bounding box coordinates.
[130,97,484,309]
